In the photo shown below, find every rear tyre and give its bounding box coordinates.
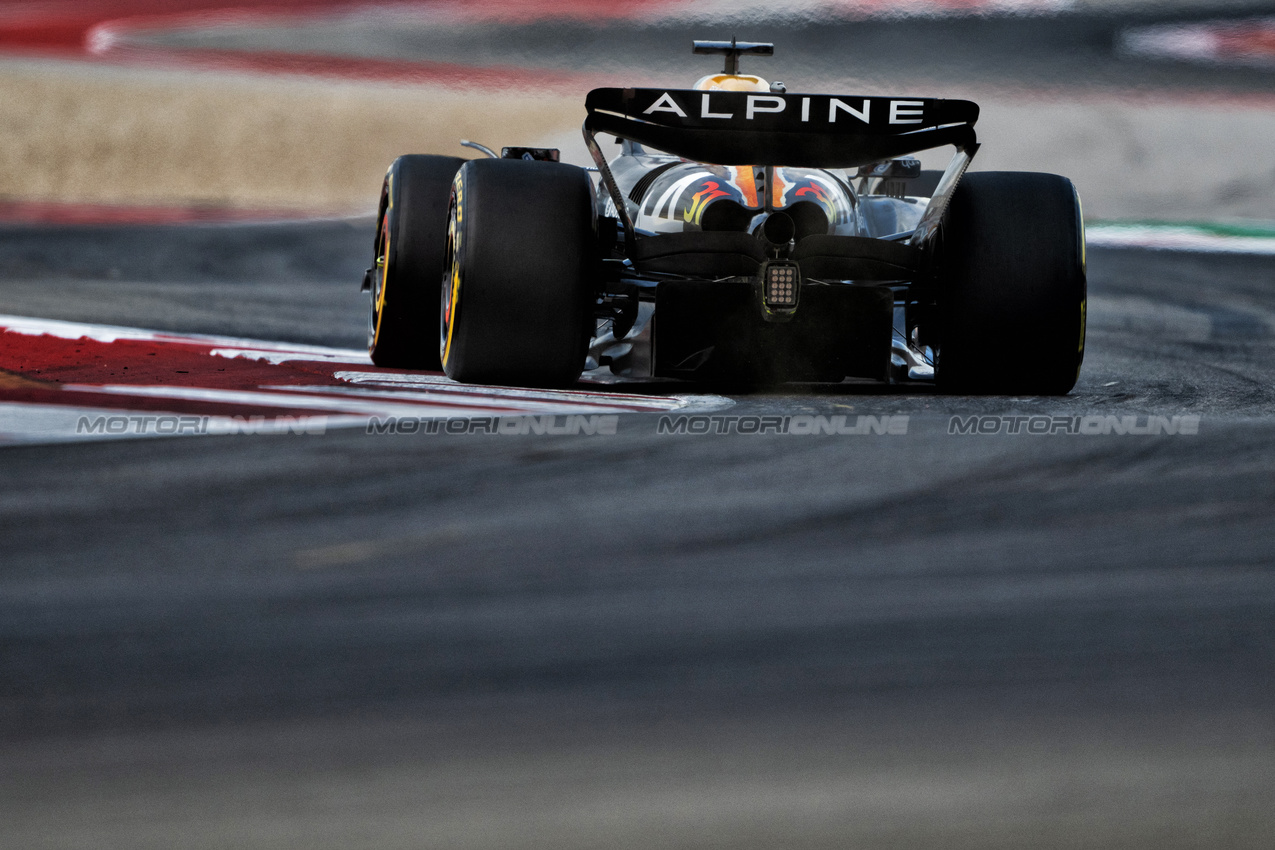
[441,159,597,388]
[935,171,1086,394]
[368,154,466,369]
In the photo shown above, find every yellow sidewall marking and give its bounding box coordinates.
[372,173,394,349]
[372,219,390,349]
[441,174,463,367]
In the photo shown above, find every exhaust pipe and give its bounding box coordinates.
[757,211,796,249]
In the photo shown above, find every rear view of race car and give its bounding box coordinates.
[363,39,1086,394]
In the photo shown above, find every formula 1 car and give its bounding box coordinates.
[364,39,1086,393]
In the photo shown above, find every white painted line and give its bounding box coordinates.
[62,383,536,418]
[0,402,364,444]
[265,384,676,414]
[333,371,698,410]
[209,347,372,366]
[1087,224,1275,255]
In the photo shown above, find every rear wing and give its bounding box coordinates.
[582,87,981,251]
[583,88,978,169]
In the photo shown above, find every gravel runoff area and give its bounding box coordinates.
[0,59,583,215]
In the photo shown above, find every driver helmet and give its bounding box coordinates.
[693,73,771,92]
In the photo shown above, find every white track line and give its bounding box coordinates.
[1087,224,1275,255]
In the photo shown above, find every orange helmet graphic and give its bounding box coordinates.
[693,73,771,92]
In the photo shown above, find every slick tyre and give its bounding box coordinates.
[440,159,596,388]
[935,171,1087,394]
[368,154,466,369]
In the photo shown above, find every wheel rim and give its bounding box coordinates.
[368,207,391,350]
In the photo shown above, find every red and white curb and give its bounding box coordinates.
[1120,17,1275,68]
[0,200,355,226]
[2,0,1075,83]
[0,315,731,444]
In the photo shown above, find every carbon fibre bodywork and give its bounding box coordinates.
[584,90,979,383]
[567,39,993,385]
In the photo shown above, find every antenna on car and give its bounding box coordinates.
[692,37,774,75]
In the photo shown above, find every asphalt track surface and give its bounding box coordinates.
[4,2,1275,847]
[2,220,1274,849]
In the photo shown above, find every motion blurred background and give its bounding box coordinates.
[3,0,1275,221]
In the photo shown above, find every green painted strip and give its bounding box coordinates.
[1089,220,1275,240]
